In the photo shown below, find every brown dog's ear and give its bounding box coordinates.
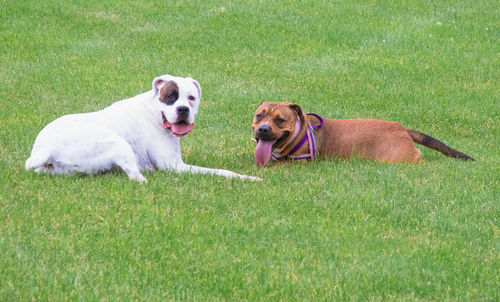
[288,103,306,122]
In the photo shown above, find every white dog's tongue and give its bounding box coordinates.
[255,140,276,166]
[171,123,194,135]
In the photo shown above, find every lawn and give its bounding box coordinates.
[1,0,498,300]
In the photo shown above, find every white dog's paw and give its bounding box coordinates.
[129,172,147,183]
[239,174,262,181]
[249,176,263,181]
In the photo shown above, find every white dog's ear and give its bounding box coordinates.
[152,75,173,96]
[191,78,201,99]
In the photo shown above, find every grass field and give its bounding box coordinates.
[1,0,499,300]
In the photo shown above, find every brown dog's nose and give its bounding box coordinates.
[257,124,271,134]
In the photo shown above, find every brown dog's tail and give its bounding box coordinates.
[406,129,475,161]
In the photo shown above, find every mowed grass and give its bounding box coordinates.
[1,0,498,300]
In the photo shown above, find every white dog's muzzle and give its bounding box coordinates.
[161,110,194,136]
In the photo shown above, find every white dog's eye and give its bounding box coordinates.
[188,95,195,101]
[163,93,178,105]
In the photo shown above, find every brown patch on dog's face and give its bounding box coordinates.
[252,102,302,148]
[159,81,179,105]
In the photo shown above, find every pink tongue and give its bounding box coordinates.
[255,140,276,166]
[171,123,194,135]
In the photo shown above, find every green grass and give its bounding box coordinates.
[1,0,499,300]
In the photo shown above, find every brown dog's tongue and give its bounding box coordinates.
[255,140,275,166]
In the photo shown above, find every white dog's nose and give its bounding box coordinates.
[177,106,189,115]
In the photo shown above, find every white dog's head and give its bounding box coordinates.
[152,75,202,137]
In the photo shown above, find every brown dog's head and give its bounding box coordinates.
[252,102,306,166]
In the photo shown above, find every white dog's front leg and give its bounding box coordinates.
[172,163,261,181]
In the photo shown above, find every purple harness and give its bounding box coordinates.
[272,113,324,161]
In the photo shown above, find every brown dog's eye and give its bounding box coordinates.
[255,114,264,120]
[274,118,285,125]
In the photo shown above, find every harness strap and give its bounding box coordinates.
[272,113,324,162]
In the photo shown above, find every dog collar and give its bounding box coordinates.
[272,113,324,162]
[288,116,302,145]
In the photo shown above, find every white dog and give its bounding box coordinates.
[25,74,259,182]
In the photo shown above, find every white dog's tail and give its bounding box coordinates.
[25,149,53,171]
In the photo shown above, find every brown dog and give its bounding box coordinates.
[252,102,474,166]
